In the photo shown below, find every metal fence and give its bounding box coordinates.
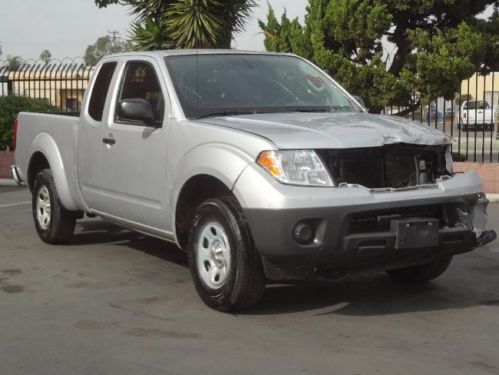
[386,72,499,163]
[1,63,498,162]
[0,62,94,113]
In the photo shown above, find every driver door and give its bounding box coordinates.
[94,58,170,229]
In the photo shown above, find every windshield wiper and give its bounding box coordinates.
[195,110,254,119]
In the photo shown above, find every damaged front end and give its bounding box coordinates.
[346,193,496,252]
[317,143,451,189]
[317,143,496,248]
[458,193,497,247]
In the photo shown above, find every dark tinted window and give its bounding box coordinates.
[116,61,165,126]
[88,62,117,121]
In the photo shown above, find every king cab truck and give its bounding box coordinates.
[12,50,496,311]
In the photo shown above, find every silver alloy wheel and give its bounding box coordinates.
[36,185,51,230]
[196,221,232,289]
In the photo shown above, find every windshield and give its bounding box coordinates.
[165,54,360,119]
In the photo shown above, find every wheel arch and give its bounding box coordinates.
[171,144,254,249]
[174,174,234,250]
[27,133,80,211]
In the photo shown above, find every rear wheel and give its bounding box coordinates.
[386,256,452,283]
[188,196,265,312]
[32,169,77,244]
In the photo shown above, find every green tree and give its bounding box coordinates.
[260,0,499,113]
[94,0,255,50]
[84,35,131,65]
[39,50,52,65]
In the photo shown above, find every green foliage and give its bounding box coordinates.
[94,0,255,50]
[260,0,499,113]
[0,96,54,151]
[166,0,224,48]
[84,35,131,65]
[130,16,174,51]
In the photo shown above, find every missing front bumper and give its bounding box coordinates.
[246,193,495,281]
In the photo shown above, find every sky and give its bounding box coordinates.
[0,0,307,61]
[0,0,494,62]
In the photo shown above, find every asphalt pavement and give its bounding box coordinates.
[1,185,499,375]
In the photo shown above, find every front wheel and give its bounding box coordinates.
[188,196,266,312]
[386,256,452,283]
[32,169,77,244]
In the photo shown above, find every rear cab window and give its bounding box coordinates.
[88,62,117,121]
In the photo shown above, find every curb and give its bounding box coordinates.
[487,194,499,203]
[0,179,19,187]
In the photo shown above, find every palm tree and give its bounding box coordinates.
[130,16,174,51]
[166,0,255,49]
[95,0,255,50]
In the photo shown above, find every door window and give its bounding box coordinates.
[116,61,165,126]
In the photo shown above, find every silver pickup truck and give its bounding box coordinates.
[12,50,496,311]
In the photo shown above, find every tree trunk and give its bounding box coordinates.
[216,28,233,49]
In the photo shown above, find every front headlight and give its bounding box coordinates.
[257,150,334,187]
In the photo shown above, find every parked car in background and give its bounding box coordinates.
[459,100,496,131]
[11,50,497,311]
[426,109,444,123]
[444,107,455,122]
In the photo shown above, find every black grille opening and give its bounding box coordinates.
[317,144,449,189]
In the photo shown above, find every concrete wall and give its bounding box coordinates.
[454,162,499,194]
[461,72,499,109]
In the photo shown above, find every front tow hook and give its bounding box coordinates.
[478,230,497,247]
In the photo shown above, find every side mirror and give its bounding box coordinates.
[117,98,155,125]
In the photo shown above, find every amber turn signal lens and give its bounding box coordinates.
[257,151,282,177]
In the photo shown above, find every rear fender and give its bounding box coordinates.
[29,133,80,211]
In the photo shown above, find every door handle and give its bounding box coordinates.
[102,135,116,146]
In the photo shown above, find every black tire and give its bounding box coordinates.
[32,169,77,244]
[188,196,265,312]
[386,256,452,283]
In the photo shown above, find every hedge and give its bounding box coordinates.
[0,96,55,150]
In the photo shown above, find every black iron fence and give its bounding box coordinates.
[385,72,499,163]
[0,62,94,113]
[1,62,498,162]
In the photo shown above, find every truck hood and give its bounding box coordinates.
[197,112,451,149]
